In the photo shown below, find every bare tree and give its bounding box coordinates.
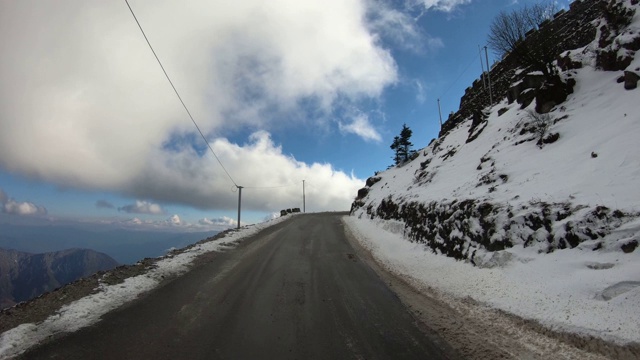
[487,2,558,78]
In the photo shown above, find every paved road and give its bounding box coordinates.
[21,213,457,359]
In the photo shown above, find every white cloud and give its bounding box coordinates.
[0,187,47,216]
[339,115,383,142]
[122,217,143,225]
[130,131,364,211]
[198,216,236,227]
[412,0,472,12]
[415,79,428,104]
[0,1,385,212]
[117,214,236,231]
[169,214,182,226]
[118,200,166,215]
[3,200,47,216]
[367,1,444,53]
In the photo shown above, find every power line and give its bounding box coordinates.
[242,184,297,189]
[438,50,483,100]
[124,0,238,188]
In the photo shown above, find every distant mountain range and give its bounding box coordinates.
[0,248,118,309]
[0,223,215,264]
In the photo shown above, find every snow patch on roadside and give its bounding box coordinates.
[343,216,640,345]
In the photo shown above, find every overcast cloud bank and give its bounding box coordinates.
[0,0,469,213]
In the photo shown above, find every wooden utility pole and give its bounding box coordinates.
[236,186,243,229]
[484,46,493,105]
[437,98,443,129]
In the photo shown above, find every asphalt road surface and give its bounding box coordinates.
[21,213,458,359]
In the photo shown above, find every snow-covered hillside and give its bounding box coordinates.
[349,0,640,347]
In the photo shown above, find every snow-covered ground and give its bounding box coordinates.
[348,0,640,348]
[344,216,640,345]
[0,215,292,360]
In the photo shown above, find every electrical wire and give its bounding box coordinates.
[243,184,297,189]
[124,0,238,188]
[437,50,483,100]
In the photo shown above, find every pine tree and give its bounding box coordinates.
[390,124,414,165]
[399,124,413,163]
[390,135,401,165]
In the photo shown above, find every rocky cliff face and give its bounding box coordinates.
[440,0,619,137]
[0,248,118,309]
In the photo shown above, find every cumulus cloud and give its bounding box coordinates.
[168,214,182,226]
[117,214,235,231]
[118,200,166,215]
[199,216,236,227]
[3,200,48,216]
[0,1,386,212]
[95,200,115,209]
[339,114,383,142]
[130,131,364,211]
[0,188,47,216]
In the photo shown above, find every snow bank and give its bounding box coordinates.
[344,216,640,345]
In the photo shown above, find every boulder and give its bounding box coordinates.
[535,76,574,114]
[365,176,381,187]
[357,187,369,199]
[596,49,633,71]
[518,88,537,108]
[624,71,639,90]
[507,74,545,105]
[557,53,582,71]
[507,82,523,104]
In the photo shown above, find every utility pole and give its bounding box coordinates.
[479,45,487,90]
[484,46,493,105]
[302,180,306,213]
[236,185,243,229]
[437,98,443,129]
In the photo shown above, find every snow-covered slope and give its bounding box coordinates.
[348,0,640,346]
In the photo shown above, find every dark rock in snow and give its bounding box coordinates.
[624,71,639,90]
[365,176,382,187]
[535,76,574,114]
[357,187,369,199]
[621,240,638,253]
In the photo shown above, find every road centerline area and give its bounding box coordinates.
[20,213,457,360]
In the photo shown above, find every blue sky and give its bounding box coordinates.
[0,0,571,231]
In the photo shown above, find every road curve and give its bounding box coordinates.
[20,213,457,359]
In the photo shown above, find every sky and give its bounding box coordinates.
[0,0,573,231]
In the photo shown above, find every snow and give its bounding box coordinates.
[348,0,640,347]
[360,63,640,212]
[0,215,292,359]
[344,216,640,345]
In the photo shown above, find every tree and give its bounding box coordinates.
[390,135,402,165]
[487,1,557,78]
[390,124,414,165]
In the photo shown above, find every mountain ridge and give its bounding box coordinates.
[0,247,118,309]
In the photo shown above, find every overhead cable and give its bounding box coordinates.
[124,0,238,188]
